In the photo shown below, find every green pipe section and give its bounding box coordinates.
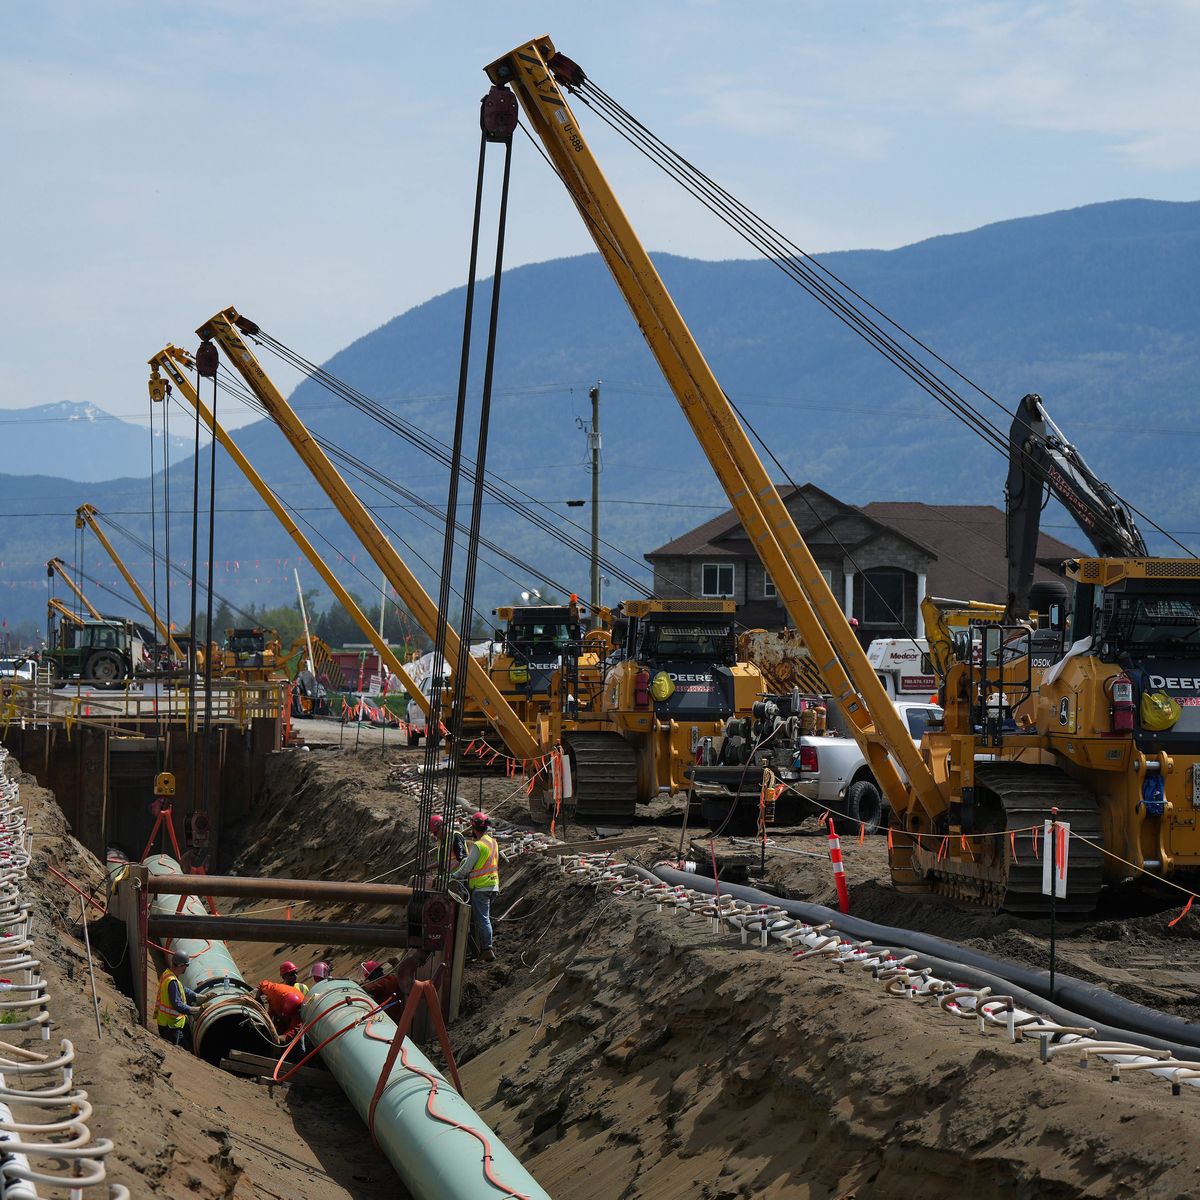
[143,853,276,1063]
[303,979,551,1200]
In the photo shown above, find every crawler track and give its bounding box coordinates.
[921,764,1104,914]
[562,730,640,823]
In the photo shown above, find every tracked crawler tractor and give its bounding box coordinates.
[551,600,763,824]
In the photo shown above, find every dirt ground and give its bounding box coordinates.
[19,736,1200,1197]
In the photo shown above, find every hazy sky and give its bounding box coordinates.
[3,1,1199,431]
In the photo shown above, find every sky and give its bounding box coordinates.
[3,0,1199,433]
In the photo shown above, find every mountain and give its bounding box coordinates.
[0,401,195,482]
[1,198,1198,633]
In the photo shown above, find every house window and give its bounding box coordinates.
[820,568,834,591]
[702,563,734,598]
[763,573,776,599]
[863,571,905,624]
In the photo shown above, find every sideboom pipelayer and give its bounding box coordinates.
[487,33,1200,913]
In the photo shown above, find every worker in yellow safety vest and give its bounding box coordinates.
[155,950,203,1047]
[453,811,500,963]
[279,960,309,996]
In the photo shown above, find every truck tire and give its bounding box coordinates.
[88,651,125,687]
[840,778,884,835]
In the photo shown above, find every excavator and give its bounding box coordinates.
[492,35,1200,910]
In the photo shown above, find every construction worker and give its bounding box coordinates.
[155,950,202,1047]
[430,814,467,874]
[255,977,305,1037]
[279,960,308,996]
[453,811,499,963]
[309,961,331,988]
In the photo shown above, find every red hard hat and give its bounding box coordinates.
[470,810,488,831]
[310,961,331,981]
[280,992,302,1019]
[361,960,380,975]
[279,961,298,976]
[429,814,445,833]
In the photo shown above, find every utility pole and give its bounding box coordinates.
[588,381,602,617]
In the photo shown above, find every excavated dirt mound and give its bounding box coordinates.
[229,747,1200,1198]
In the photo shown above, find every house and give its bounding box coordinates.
[644,483,1081,644]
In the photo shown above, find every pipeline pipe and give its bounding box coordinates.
[647,864,1200,1059]
[302,980,551,1200]
[147,915,411,947]
[145,874,413,903]
[142,855,276,1065]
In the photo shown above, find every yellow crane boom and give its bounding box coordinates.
[74,505,184,660]
[148,345,430,718]
[47,596,87,627]
[486,37,942,820]
[46,557,102,619]
[189,311,538,758]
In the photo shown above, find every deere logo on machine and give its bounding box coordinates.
[650,671,675,702]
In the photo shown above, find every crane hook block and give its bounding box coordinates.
[481,85,518,142]
[195,340,219,378]
[153,771,176,798]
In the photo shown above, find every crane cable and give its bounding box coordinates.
[438,111,517,889]
[246,331,657,594]
[566,73,1193,558]
[416,125,492,879]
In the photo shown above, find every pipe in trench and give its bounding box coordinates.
[142,854,277,1065]
[302,979,551,1200]
[646,864,1200,1062]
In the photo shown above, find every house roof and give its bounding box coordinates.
[861,501,1083,604]
[644,484,1086,607]
[645,482,936,561]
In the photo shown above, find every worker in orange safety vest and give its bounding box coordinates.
[255,978,305,1037]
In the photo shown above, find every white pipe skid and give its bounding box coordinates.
[0,746,124,1199]
[558,852,1200,1100]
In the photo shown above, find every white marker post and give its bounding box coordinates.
[1043,811,1070,994]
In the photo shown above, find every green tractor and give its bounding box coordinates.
[43,616,145,687]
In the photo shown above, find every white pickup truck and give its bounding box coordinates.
[688,695,942,835]
[788,699,943,833]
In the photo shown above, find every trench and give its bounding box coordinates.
[22,730,1200,1198]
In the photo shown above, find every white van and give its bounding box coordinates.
[866,637,935,701]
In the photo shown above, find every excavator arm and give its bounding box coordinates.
[149,347,431,720]
[74,505,184,660]
[1006,392,1146,619]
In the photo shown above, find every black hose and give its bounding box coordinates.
[647,864,1200,1058]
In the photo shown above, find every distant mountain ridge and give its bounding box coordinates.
[1,198,1198,631]
[0,401,194,482]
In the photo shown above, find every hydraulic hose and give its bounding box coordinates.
[647,864,1200,1059]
